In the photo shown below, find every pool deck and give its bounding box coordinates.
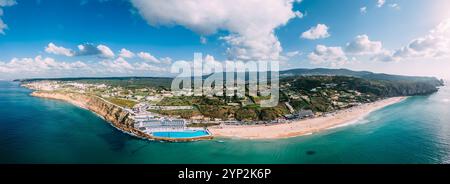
[140,129,214,142]
[151,134,214,142]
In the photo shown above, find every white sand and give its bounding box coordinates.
[209,97,407,139]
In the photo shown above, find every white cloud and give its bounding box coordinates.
[45,43,74,57]
[76,44,99,56]
[137,51,173,64]
[301,20,450,64]
[365,19,450,62]
[301,24,330,40]
[131,0,301,61]
[286,50,302,57]
[95,45,115,58]
[345,35,383,55]
[160,57,173,64]
[302,34,389,64]
[181,54,224,75]
[202,54,225,74]
[99,57,167,74]
[0,0,16,35]
[0,54,172,79]
[371,50,399,62]
[138,52,160,63]
[118,48,135,58]
[45,43,116,58]
[0,0,16,6]
[432,19,450,35]
[0,19,6,34]
[377,0,386,8]
[360,7,367,14]
[294,11,304,19]
[308,45,348,67]
[134,62,167,72]
[388,3,400,10]
[393,35,449,59]
[77,44,114,58]
[220,33,282,60]
[384,19,450,61]
[200,36,207,44]
[0,56,89,78]
[99,57,134,73]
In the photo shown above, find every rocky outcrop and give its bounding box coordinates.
[32,91,139,136]
[30,91,212,142]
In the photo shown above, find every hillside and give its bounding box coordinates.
[20,68,444,122]
[281,68,444,85]
[17,68,444,88]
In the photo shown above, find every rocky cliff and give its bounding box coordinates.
[31,91,155,140]
[30,91,213,142]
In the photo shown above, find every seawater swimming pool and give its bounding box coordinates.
[152,130,210,139]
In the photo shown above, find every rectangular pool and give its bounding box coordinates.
[152,130,210,139]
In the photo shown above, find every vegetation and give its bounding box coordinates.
[106,98,138,108]
[149,109,202,119]
[23,68,444,121]
[20,77,173,90]
[157,96,227,106]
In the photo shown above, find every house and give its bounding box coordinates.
[296,110,314,119]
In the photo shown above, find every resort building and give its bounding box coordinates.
[147,106,193,110]
[284,110,315,120]
[133,116,211,140]
[137,119,185,128]
[134,117,188,133]
[297,110,314,119]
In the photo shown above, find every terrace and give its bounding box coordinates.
[133,115,212,140]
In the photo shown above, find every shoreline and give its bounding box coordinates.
[209,97,407,140]
[29,90,213,142]
[28,87,406,141]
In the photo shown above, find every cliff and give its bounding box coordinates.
[286,75,443,97]
[30,91,212,142]
[31,91,151,140]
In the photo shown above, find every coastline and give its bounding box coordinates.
[29,88,406,141]
[30,90,213,142]
[209,97,407,139]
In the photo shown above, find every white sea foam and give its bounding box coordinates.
[326,113,372,130]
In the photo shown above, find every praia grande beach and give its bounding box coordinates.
[20,70,438,143]
[1,80,450,164]
[29,84,407,140]
[209,97,407,139]
[2,0,450,166]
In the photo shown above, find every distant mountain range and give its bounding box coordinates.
[16,68,444,87]
[280,68,444,86]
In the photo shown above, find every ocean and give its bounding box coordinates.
[0,81,449,164]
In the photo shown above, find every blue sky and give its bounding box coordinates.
[1,0,450,79]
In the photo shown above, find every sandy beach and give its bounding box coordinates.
[209,97,407,139]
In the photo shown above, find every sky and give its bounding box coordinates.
[0,0,450,79]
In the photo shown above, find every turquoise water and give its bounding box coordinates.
[152,130,210,138]
[0,81,449,163]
